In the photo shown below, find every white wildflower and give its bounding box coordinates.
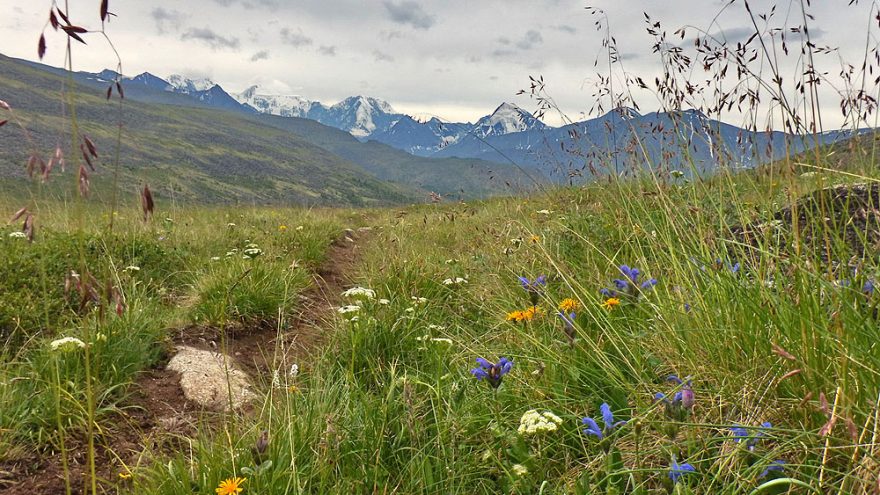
[512,464,529,477]
[227,222,236,227]
[536,209,551,215]
[427,324,445,331]
[123,265,140,272]
[243,243,263,259]
[211,256,221,261]
[289,363,299,378]
[272,370,281,388]
[49,337,86,351]
[337,305,361,314]
[442,277,468,285]
[411,296,427,304]
[342,287,376,300]
[295,226,304,231]
[430,337,453,345]
[8,231,26,239]
[378,298,390,305]
[517,409,563,436]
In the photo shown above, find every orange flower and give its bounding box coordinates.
[216,477,246,495]
[601,298,621,310]
[558,298,579,312]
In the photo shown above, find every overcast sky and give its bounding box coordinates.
[1,0,878,128]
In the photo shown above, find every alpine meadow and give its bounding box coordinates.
[3,1,880,494]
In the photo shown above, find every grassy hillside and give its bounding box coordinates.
[251,114,539,198]
[0,54,416,207]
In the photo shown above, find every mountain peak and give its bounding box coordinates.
[474,102,546,137]
[166,74,217,94]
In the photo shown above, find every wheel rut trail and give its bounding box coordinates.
[3,228,370,495]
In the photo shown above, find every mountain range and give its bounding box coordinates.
[119,72,857,180]
[0,54,534,206]
[1,54,863,207]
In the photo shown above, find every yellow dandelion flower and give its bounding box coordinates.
[601,298,621,310]
[216,477,246,495]
[558,298,579,312]
[118,472,132,480]
[279,225,288,231]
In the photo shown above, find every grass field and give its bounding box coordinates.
[1,143,878,494]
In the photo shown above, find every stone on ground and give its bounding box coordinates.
[167,346,254,410]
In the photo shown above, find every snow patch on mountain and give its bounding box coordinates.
[472,102,546,137]
[167,74,217,94]
[234,85,316,118]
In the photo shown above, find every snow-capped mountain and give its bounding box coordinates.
[166,74,217,94]
[472,102,546,137]
[79,66,861,180]
[234,85,316,118]
[322,96,400,138]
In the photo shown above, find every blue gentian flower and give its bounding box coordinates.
[558,311,576,343]
[470,357,513,389]
[582,402,626,440]
[731,422,772,450]
[600,264,657,298]
[669,458,696,484]
[519,275,547,304]
[759,460,786,478]
[864,280,875,296]
[654,376,695,421]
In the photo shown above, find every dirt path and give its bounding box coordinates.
[2,228,368,495]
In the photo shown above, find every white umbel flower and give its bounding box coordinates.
[517,410,562,435]
[512,464,529,476]
[342,287,376,300]
[50,337,86,351]
[8,232,26,239]
[337,305,361,314]
[442,277,468,285]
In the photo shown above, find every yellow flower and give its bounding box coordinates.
[601,298,621,310]
[279,225,288,231]
[529,235,541,244]
[558,298,579,312]
[216,477,246,495]
[118,472,132,480]
[507,306,542,323]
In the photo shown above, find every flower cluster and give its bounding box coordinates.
[600,265,657,299]
[519,275,547,305]
[731,422,772,451]
[582,403,626,441]
[506,306,541,323]
[8,231,27,239]
[470,357,513,388]
[242,243,263,259]
[442,277,468,285]
[517,409,562,435]
[49,336,86,351]
[342,287,376,300]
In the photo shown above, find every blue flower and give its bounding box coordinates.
[600,264,657,298]
[558,311,576,343]
[519,275,546,291]
[731,422,772,450]
[864,279,875,296]
[582,402,626,440]
[470,357,513,389]
[669,458,696,484]
[654,376,695,420]
[759,460,786,478]
[519,275,547,304]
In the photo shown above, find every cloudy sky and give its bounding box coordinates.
[1,0,877,128]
